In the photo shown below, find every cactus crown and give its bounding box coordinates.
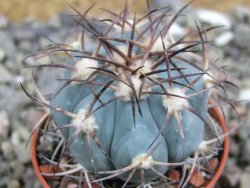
[22,1,234,187]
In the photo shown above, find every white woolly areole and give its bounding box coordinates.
[132,154,153,169]
[198,141,208,152]
[69,40,80,49]
[132,60,153,76]
[115,76,150,101]
[162,87,188,113]
[146,35,172,52]
[72,58,98,80]
[110,18,147,32]
[123,19,147,32]
[203,72,214,89]
[113,45,128,64]
[124,19,136,32]
[72,109,99,134]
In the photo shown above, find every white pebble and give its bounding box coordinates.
[0,111,10,138]
[238,89,250,101]
[214,31,234,46]
[0,49,6,61]
[11,131,21,146]
[195,9,232,29]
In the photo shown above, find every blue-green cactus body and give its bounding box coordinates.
[50,76,105,138]
[69,89,116,171]
[111,100,168,182]
[148,57,207,162]
[48,18,208,184]
[50,42,110,139]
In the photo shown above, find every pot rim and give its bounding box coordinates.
[31,105,230,188]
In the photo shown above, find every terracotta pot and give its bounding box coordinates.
[31,124,51,188]
[206,105,230,188]
[31,105,229,188]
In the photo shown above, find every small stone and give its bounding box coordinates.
[168,169,180,182]
[11,131,21,146]
[4,60,20,73]
[36,67,62,95]
[241,79,250,88]
[17,127,30,142]
[0,111,10,139]
[59,11,79,28]
[230,139,240,156]
[0,65,13,83]
[13,143,31,164]
[67,183,78,188]
[195,9,232,29]
[47,15,61,30]
[221,158,241,187]
[0,86,30,117]
[233,6,250,24]
[238,121,250,140]
[239,171,250,188]
[208,46,224,61]
[207,158,219,171]
[10,160,25,178]
[0,161,11,186]
[10,128,31,163]
[189,168,205,188]
[18,40,33,52]
[0,49,6,62]
[238,89,250,101]
[29,21,50,38]
[39,165,62,180]
[224,46,240,59]
[214,31,234,46]
[39,37,52,48]
[22,168,43,188]
[151,0,183,10]
[20,107,41,130]
[235,24,250,49]
[241,139,250,161]
[0,31,17,61]
[7,180,20,188]
[1,141,16,161]
[10,24,36,40]
[83,182,100,188]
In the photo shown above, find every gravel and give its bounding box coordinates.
[0,111,10,139]
[0,31,17,61]
[1,141,16,161]
[7,180,21,188]
[0,2,249,188]
[0,49,6,62]
[233,6,250,24]
[234,24,250,49]
[239,169,250,188]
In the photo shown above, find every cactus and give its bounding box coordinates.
[22,2,233,187]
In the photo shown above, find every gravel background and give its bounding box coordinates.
[0,1,250,188]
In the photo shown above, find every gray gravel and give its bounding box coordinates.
[0,2,249,188]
